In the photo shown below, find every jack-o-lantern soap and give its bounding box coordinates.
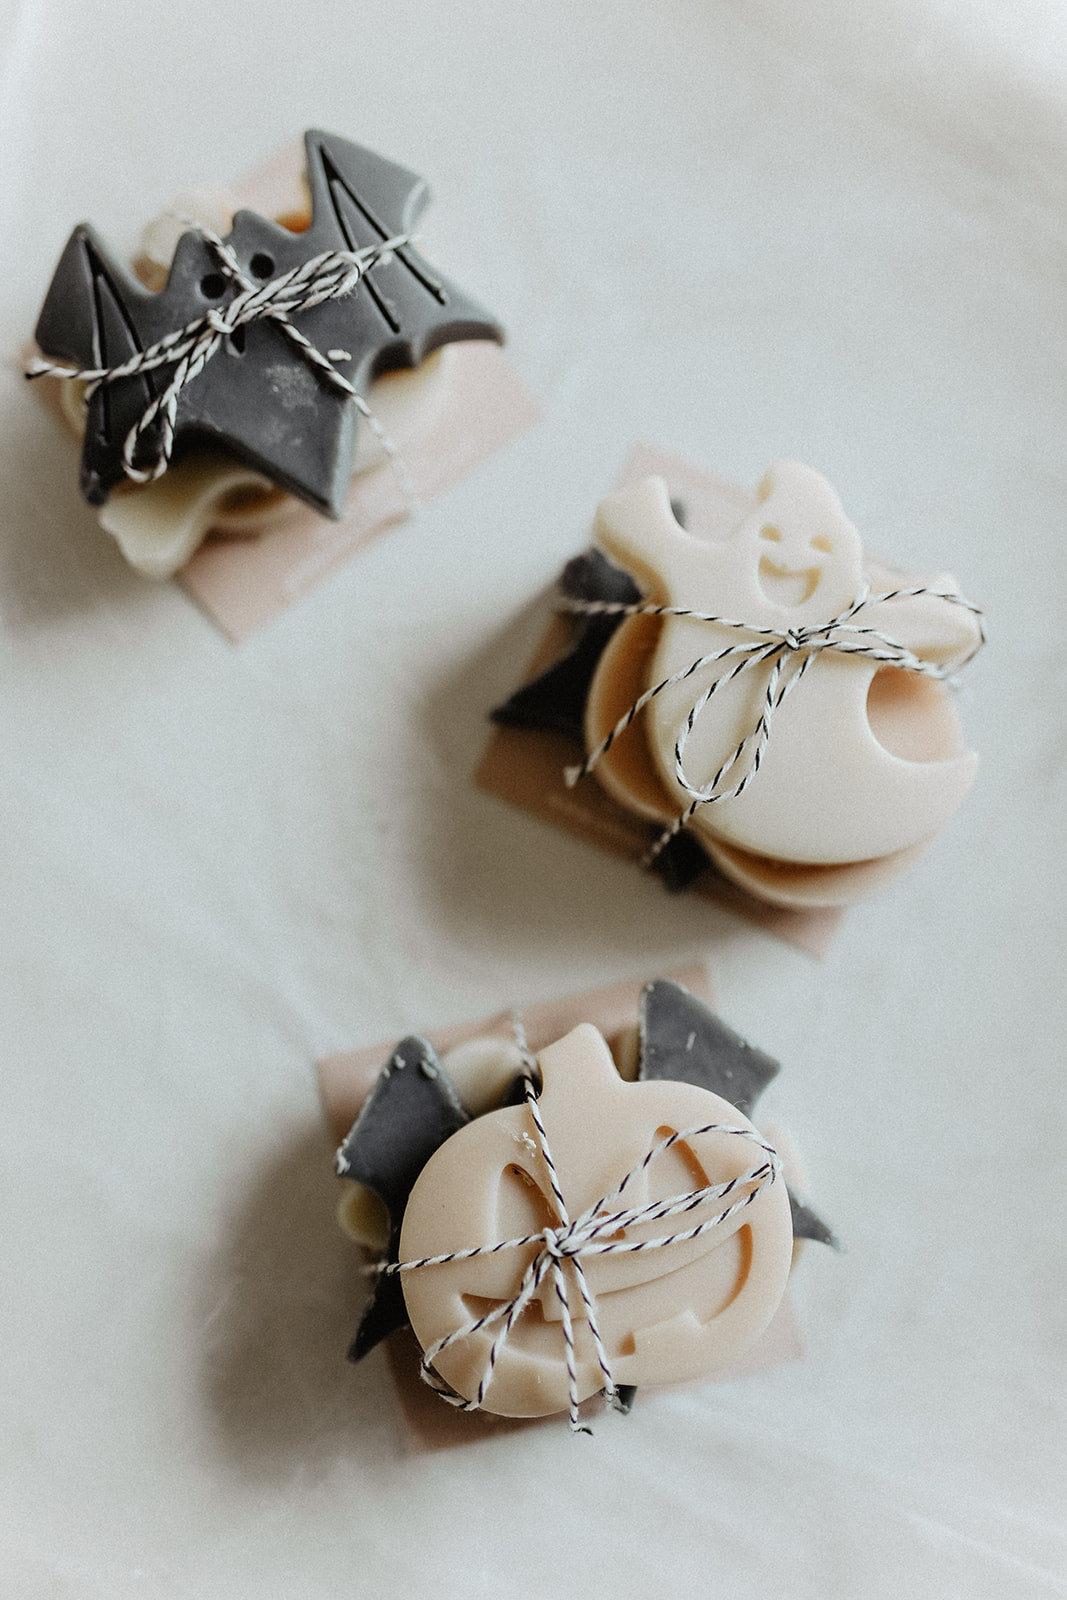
[490,461,985,909]
[335,980,835,1429]
[26,129,504,578]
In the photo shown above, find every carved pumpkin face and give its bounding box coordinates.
[398,1023,793,1418]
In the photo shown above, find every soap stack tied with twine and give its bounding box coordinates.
[24,129,536,637]
[330,978,835,1433]
[490,459,985,912]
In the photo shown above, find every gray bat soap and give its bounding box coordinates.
[32,130,504,515]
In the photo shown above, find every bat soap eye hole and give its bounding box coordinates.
[759,524,782,543]
[249,252,275,280]
[811,533,832,553]
[199,272,228,300]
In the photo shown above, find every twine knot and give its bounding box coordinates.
[541,1223,581,1260]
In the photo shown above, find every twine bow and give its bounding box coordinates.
[387,1067,781,1433]
[561,583,986,864]
[25,220,418,493]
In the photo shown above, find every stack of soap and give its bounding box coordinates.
[496,461,983,909]
[28,129,503,577]
[335,979,834,1428]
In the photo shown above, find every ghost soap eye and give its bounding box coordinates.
[335,979,836,1432]
[27,129,504,580]
[489,459,985,912]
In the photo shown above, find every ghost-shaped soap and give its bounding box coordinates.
[586,462,982,872]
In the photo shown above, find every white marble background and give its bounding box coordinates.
[0,1,1064,1595]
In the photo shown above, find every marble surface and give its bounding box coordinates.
[1,2,1064,1595]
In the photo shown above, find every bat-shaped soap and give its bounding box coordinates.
[335,981,835,1420]
[31,130,503,516]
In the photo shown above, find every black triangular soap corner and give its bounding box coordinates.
[337,1035,469,1360]
[637,979,780,1118]
[490,547,640,740]
[636,980,837,1249]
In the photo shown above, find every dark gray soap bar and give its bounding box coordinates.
[336,1035,469,1360]
[637,980,837,1248]
[34,130,504,515]
[638,979,780,1117]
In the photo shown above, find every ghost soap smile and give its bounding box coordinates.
[27,130,504,578]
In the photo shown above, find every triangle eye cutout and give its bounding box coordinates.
[492,1159,559,1242]
[647,1124,709,1199]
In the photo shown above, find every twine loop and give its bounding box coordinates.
[386,1047,781,1434]
[25,220,419,498]
[561,582,985,864]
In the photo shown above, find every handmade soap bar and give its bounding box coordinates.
[398,1022,793,1419]
[334,978,835,1429]
[490,457,984,911]
[28,129,504,577]
[591,466,982,864]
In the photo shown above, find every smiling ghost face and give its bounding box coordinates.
[398,1024,793,1417]
[732,461,864,625]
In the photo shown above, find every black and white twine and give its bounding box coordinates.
[561,583,986,864]
[25,219,418,505]
[386,1014,781,1433]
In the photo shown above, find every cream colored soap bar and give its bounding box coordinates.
[330,972,835,1434]
[583,462,983,903]
[398,1023,793,1419]
[56,345,452,579]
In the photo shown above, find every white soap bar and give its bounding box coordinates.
[398,1023,792,1418]
[590,464,981,868]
